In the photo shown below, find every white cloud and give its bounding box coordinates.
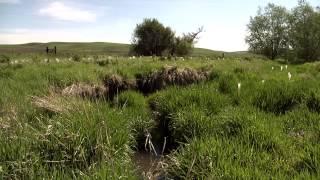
[196,25,248,52]
[0,0,20,4]
[38,1,97,22]
[0,29,92,44]
[0,25,133,44]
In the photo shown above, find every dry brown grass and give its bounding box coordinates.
[103,74,136,99]
[59,66,209,101]
[136,66,209,94]
[31,95,70,114]
[61,83,107,99]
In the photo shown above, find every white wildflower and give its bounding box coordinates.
[45,124,53,135]
[281,66,283,71]
[262,80,265,84]
[288,72,292,81]
[272,66,274,70]
[238,82,241,90]
[285,65,288,70]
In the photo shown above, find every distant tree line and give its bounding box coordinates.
[130,18,203,57]
[246,0,320,62]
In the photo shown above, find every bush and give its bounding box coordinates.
[131,18,202,57]
[131,18,175,56]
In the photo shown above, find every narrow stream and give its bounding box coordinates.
[133,151,162,177]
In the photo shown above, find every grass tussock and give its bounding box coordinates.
[103,74,137,100]
[136,66,209,94]
[31,95,70,114]
[253,80,315,115]
[61,83,107,99]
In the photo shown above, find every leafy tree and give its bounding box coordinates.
[131,18,203,57]
[246,3,290,59]
[131,18,175,56]
[173,27,204,56]
[288,0,320,61]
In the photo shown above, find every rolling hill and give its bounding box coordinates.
[0,42,226,57]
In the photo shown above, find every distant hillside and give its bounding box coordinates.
[0,42,226,57]
[0,42,130,56]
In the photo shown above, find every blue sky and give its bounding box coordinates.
[0,0,319,51]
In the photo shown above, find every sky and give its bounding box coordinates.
[0,0,319,52]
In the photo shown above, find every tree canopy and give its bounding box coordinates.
[246,0,320,62]
[246,3,289,60]
[131,18,203,57]
[289,0,320,61]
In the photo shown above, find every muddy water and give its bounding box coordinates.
[133,151,161,175]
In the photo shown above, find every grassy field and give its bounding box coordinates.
[0,51,320,179]
[0,42,230,58]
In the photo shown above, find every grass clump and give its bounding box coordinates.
[164,108,315,179]
[114,90,146,109]
[136,66,209,94]
[253,80,311,115]
[61,83,107,99]
[149,83,230,145]
[0,96,153,179]
[307,91,320,113]
[114,91,154,151]
[103,74,137,100]
[0,55,10,64]
[217,73,237,94]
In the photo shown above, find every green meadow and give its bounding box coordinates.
[0,44,319,179]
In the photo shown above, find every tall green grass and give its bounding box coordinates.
[1,55,320,179]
